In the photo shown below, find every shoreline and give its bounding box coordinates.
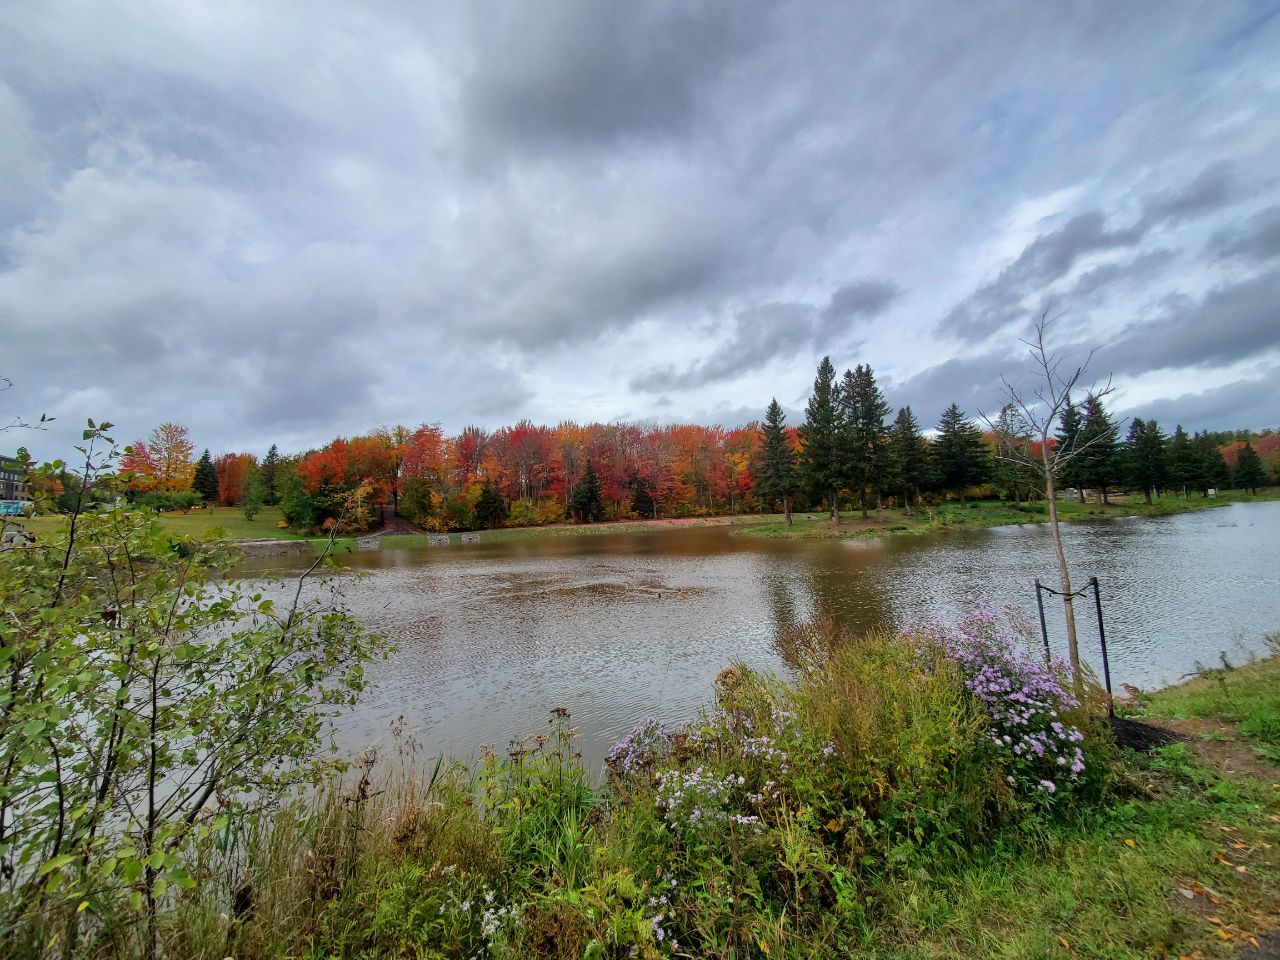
[735,487,1280,542]
[16,488,1276,555]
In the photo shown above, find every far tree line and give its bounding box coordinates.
[22,380,1277,534]
[754,356,1274,526]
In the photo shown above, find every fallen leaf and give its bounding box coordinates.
[1236,865,1248,873]
[1178,887,1195,899]
[1125,838,1137,847]
[1218,928,1232,941]
[1206,916,1223,925]
[1058,936,1070,948]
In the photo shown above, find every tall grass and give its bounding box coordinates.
[21,619,1280,958]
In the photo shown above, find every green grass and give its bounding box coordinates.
[740,487,1280,541]
[873,753,1280,958]
[1142,641,1280,763]
[9,507,365,556]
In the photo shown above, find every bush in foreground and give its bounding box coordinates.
[80,615,1139,960]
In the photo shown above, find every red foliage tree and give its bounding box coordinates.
[213,453,258,505]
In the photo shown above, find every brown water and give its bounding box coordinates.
[241,501,1280,772]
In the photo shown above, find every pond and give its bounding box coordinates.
[241,501,1280,773]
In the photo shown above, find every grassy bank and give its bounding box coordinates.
[9,507,364,553]
[13,487,1274,554]
[740,487,1280,541]
[1140,639,1280,765]
[23,619,1280,960]
[379,514,783,549]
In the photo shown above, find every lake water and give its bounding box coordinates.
[241,501,1280,773]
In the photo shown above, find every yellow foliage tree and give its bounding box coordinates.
[150,422,196,492]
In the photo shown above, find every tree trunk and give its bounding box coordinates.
[784,495,793,526]
[860,489,869,521]
[1144,487,1152,506]
[830,490,839,523]
[1044,467,1082,689]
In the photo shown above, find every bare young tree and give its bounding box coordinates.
[981,311,1116,688]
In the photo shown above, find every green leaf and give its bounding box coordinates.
[38,853,76,876]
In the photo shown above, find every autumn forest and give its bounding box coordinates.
[41,358,1278,536]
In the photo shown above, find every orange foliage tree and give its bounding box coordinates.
[213,453,258,505]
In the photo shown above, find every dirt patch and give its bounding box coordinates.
[1111,715,1183,752]
[1240,929,1280,959]
[1148,715,1280,783]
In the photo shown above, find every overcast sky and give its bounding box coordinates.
[2,1,1279,460]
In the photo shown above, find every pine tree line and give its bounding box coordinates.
[751,358,1272,523]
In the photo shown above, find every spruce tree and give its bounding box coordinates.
[1122,418,1167,505]
[755,398,798,524]
[1233,442,1267,494]
[260,443,280,505]
[1078,394,1120,504]
[1192,432,1231,495]
[570,463,604,523]
[192,449,219,504]
[931,404,988,503]
[1166,426,1197,498]
[838,364,890,519]
[1055,396,1086,502]
[882,406,929,508]
[799,357,843,521]
[629,473,656,519]
[474,478,509,528]
[990,404,1039,504]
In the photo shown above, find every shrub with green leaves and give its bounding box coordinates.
[0,424,383,959]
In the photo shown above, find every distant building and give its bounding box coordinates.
[1,454,28,501]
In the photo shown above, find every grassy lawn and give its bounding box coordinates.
[873,751,1280,957]
[740,487,1280,540]
[8,506,345,548]
[1142,643,1280,764]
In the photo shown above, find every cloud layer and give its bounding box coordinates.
[1,1,1278,459]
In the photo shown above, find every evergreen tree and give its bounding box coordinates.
[474,478,509,528]
[192,449,219,504]
[1122,418,1167,505]
[931,404,988,503]
[260,443,280,505]
[1192,432,1230,496]
[629,473,656,519]
[799,357,843,521]
[570,463,604,523]
[989,404,1039,504]
[1233,441,1267,494]
[1078,394,1120,504]
[1055,396,1086,502]
[754,398,799,524]
[882,405,930,508]
[838,364,890,519]
[1166,426,1197,498]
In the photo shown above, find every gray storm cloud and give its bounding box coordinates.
[1,0,1279,460]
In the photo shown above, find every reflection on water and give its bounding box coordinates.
[240,502,1280,773]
